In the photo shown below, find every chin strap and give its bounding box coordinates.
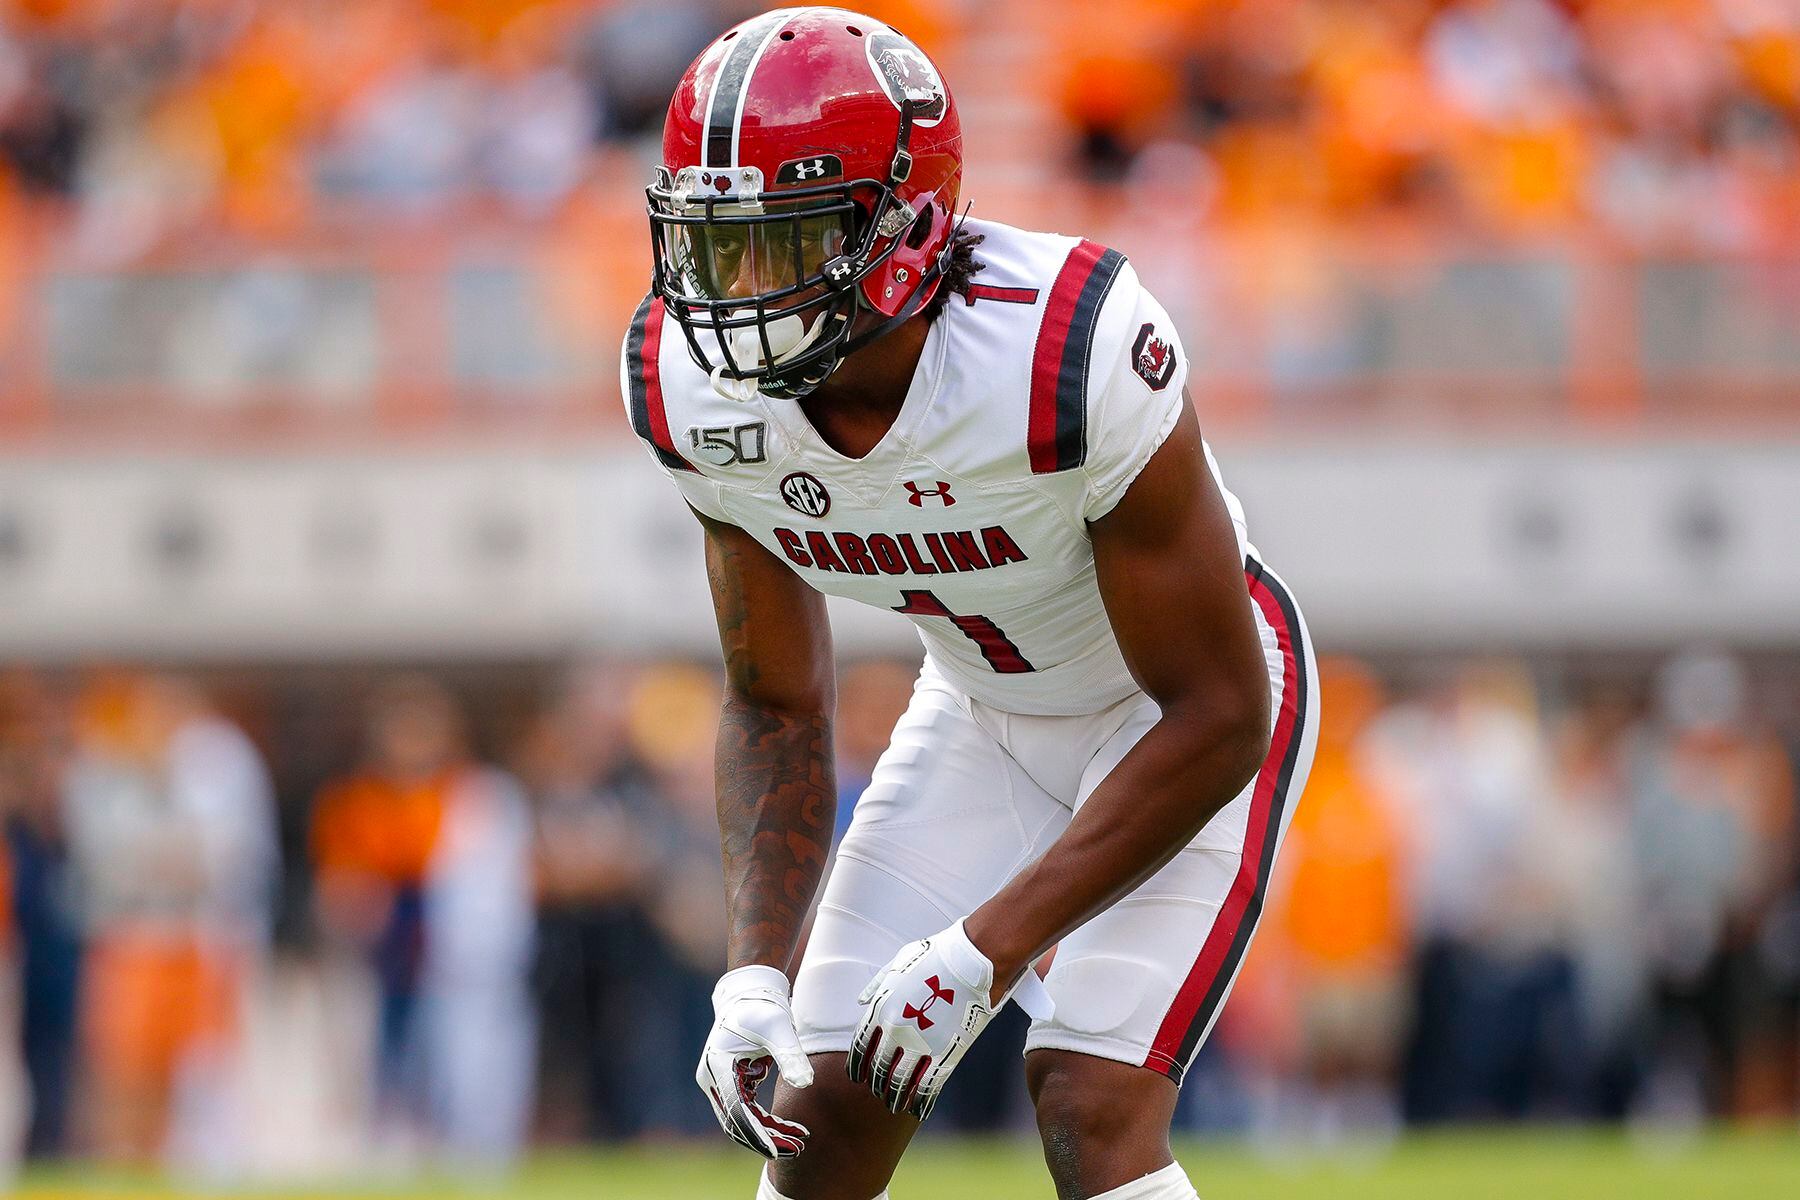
[835,196,968,362]
[732,239,952,402]
[837,244,950,356]
[708,365,762,403]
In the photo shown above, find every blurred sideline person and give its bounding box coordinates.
[626,665,740,1134]
[0,803,18,1181]
[1630,650,1796,1120]
[1225,658,1409,1145]
[516,667,664,1142]
[311,676,535,1166]
[62,673,279,1167]
[627,12,1317,1200]
[1545,683,1647,1119]
[0,674,81,1161]
[1366,663,1574,1121]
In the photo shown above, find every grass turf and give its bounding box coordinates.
[15,1129,1799,1199]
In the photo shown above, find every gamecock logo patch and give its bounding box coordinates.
[866,32,947,126]
[1131,323,1177,391]
[779,471,832,518]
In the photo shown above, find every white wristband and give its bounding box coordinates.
[944,919,1055,1021]
[713,964,791,1012]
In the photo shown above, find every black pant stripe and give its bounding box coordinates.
[1168,559,1312,1080]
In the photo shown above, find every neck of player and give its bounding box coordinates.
[794,312,931,460]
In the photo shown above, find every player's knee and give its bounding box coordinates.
[770,1051,881,1133]
[1031,1078,1141,1167]
[767,1053,915,1200]
[1028,1052,1177,1189]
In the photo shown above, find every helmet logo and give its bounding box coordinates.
[779,472,832,518]
[821,256,857,289]
[866,31,946,126]
[775,155,844,185]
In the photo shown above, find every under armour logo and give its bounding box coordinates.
[776,154,843,186]
[827,260,854,282]
[903,480,955,507]
[901,975,955,1030]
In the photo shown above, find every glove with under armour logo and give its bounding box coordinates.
[848,918,1054,1119]
[697,965,815,1158]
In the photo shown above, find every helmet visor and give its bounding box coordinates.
[665,206,852,303]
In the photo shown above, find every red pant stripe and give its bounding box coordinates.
[1143,560,1307,1081]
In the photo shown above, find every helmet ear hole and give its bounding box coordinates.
[904,208,934,250]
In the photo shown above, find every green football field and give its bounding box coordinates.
[16,1130,1800,1200]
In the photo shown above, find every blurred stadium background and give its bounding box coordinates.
[0,0,1797,1194]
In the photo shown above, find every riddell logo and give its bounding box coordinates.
[902,975,955,1031]
[903,480,955,507]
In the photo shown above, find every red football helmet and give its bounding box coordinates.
[648,7,963,399]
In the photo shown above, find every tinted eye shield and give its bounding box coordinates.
[658,193,854,297]
[647,174,914,382]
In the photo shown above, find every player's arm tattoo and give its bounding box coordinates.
[715,697,833,969]
[702,511,837,971]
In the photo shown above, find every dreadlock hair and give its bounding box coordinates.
[922,227,986,320]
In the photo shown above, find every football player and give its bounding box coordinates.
[624,9,1318,1200]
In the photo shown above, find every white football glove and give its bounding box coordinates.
[848,919,1054,1120]
[696,965,815,1158]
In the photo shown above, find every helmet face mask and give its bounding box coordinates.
[648,9,963,401]
[648,166,912,398]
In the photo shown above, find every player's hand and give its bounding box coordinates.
[847,918,1054,1120]
[696,965,815,1158]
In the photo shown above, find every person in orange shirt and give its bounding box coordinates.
[63,673,278,1166]
[1241,657,1411,1137]
[312,674,536,1162]
[312,676,461,1141]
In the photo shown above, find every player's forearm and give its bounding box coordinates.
[964,707,1268,998]
[715,693,837,972]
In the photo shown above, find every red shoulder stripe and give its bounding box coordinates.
[626,294,696,473]
[1028,240,1127,474]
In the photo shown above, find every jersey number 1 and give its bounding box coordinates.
[893,590,1035,674]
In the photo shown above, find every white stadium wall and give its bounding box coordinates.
[0,441,1795,660]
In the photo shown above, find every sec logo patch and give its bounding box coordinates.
[780,471,831,518]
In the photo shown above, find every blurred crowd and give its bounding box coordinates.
[1,0,1798,249]
[1059,0,1800,243]
[3,0,1797,431]
[0,649,1795,1175]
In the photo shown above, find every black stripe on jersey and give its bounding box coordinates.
[705,11,789,168]
[625,292,694,473]
[1053,247,1127,472]
[1169,558,1311,1076]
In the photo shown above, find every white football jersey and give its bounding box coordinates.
[621,217,1255,717]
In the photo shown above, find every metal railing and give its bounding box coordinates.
[4,203,1798,446]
